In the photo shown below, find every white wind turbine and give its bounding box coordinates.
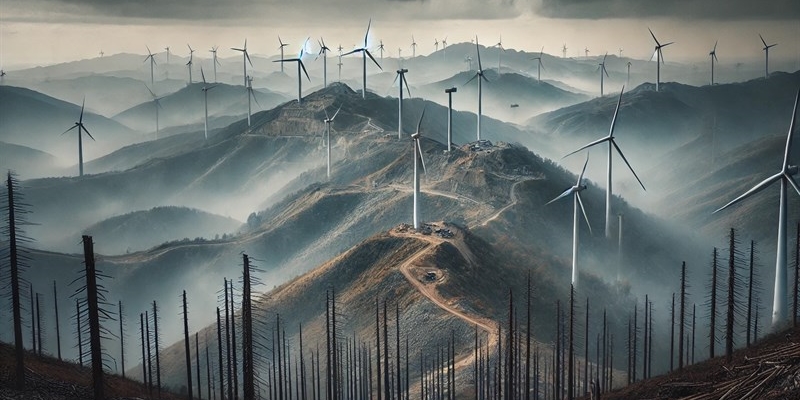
[563,88,645,239]
[278,36,289,73]
[759,34,777,79]
[394,68,411,139]
[200,68,217,140]
[531,47,545,83]
[60,98,95,177]
[411,35,417,58]
[562,44,568,58]
[246,75,260,127]
[379,40,385,61]
[597,53,609,97]
[411,108,427,230]
[626,62,632,87]
[445,87,457,152]
[164,47,170,64]
[144,46,157,85]
[434,38,439,52]
[231,39,253,86]
[323,105,342,180]
[546,152,592,286]
[317,38,331,88]
[465,37,489,141]
[209,46,222,82]
[714,89,800,329]
[146,85,162,140]
[495,35,505,73]
[709,41,719,85]
[442,37,448,61]
[343,19,382,99]
[648,28,673,92]
[186,44,195,84]
[275,39,311,103]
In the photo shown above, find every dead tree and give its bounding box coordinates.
[140,313,147,388]
[794,222,799,327]
[196,332,202,400]
[217,307,225,400]
[242,254,255,400]
[725,228,740,363]
[82,235,105,400]
[30,283,36,355]
[679,261,687,370]
[118,300,124,378]
[3,171,28,389]
[709,248,719,359]
[77,299,84,367]
[182,290,193,400]
[670,293,675,372]
[747,241,759,347]
[396,303,402,400]
[55,281,62,361]
[36,292,42,356]
[225,279,233,400]
[375,297,382,400]
[642,295,648,381]
[526,274,532,400]
[152,301,162,398]
[383,299,390,400]
[229,279,239,400]
[584,297,589,397]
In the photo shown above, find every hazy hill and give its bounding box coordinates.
[0,85,143,164]
[73,206,242,255]
[0,141,60,179]
[113,82,289,133]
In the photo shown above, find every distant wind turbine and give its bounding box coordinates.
[465,36,489,141]
[323,105,342,180]
[713,89,800,329]
[209,46,222,82]
[597,53,609,97]
[164,47,170,64]
[0,70,5,84]
[231,39,253,87]
[317,38,331,88]
[626,62,632,87]
[411,108,427,230]
[619,48,623,58]
[442,37,448,61]
[532,47,545,83]
[394,68,411,139]
[99,50,104,58]
[146,85,162,140]
[144,46,157,86]
[411,35,417,58]
[343,19,382,99]
[495,35,505,73]
[274,39,311,102]
[709,41,719,85]
[186,44,195,84]
[434,38,439,52]
[200,68,217,140]
[584,47,590,58]
[563,87,645,239]
[546,152,592,286]
[337,56,343,82]
[562,44,567,58]
[378,40,385,61]
[759,34,777,79]
[464,55,472,71]
[648,28,673,92]
[278,36,289,72]
[445,87,457,152]
[60,98,95,177]
[246,76,260,127]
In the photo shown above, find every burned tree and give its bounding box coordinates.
[152,301,162,398]
[81,235,107,400]
[182,290,193,400]
[725,228,741,363]
[708,248,719,359]
[242,254,255,400]
[54,281,62,361]
[679,262,687,370]
[118,300,124,378]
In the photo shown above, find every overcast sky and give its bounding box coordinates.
[1,0,798,67]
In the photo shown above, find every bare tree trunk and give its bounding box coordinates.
[55,282,62,361]
[183,290,193,400]
[217,307,225,400]
[5,172,25,389]
[242,254,255,400]
[670,293,675,372]
[747,241,756,346]
[710,248,718,359]
[726,229,737,363]
[153,301,162,398]
[140,313,147,388]
[679,262,686,370]
[82,236,105,400]
[230,280,239,400]
[118,300,124,378]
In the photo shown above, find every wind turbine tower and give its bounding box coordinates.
[246,76,260,127]
[759,34,777,79]
[598,53,609,97]
[445,87,457,152]
[164,47,170,64]
[200,68,217,140]
[546,153,592,286]
[343,19,382,99]
[324,105,341,180]
[144,46,157,86]
[466,37,489,141]
[709,41,719,85]
[209,46,221,82]
[563,88,646,239]
[648,28,673,92]
[274,39,311,103]
[60,98,95,177]
[411,109,427,230]
[411,36,417,58]
[146,86,162,140]
[186,44,195,84]
[317,38,331,88]
[395,68,410,139]
[714,89,800,329]
[532,47,545,83]
[231,39,253,86]
[278,36,289,73]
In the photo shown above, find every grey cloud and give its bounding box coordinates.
[536,0,799,20]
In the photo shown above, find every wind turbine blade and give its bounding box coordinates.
[392,73,399,87]
[416,107,426,134]
[365,50,382,70]
[659,49,666,64]
[576,193,593,235]
[648,28,660,46]
[299,61,311,81]
[417,140,427,174]
[403,75,411,97]
[781,89,800,168]
[713,40,718,53]
[475,37,482,71]
[146,85,156,98]
[713,172,783,214]
[342,49,360,57]
[245,51,253,67]
[61,125,78,135]
[604,66,609,77]
[562,137,610,159]
[608,87,624,137]
[786,174,800,197]
[365,19,372,47]
[578,152,589,185]
[611,140,646,191]
[545,187,574,205]
[481,74,490,83]
[332,104,342,120]
[464,73,479,86]
[201,68,207,84]
[649,50,657,62]
[662,42,674,48]
[759,34,767,48]
[81,124,95,141]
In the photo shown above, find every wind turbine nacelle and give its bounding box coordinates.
[788,165,799,175]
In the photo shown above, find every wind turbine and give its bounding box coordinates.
[495,35,505,73]
[563,88,645,239]
[445,87,457,152]
[209,46,222,82]
[323,105,342,180]
[99,50,104,58]
[464,55,472,71]
[442,37,448,61]
[146,85,162,140]
[759,34,777,79]
[60,98,94,177]
[337,57,343,82]
[246,76,260,127]
[200,68,217,140]
[562,44,568,58]
[411,35,417,58]
[343,19,382,99]
[274,39,311,103]
[532,47,545,82]
[546,152,592,286]
[713,89,800,329]
[434,38,439,52]
[619,48,624,58]
[278,36,289,72]
[186,44,195,84]
[378,40,385,61]
[626,62,632,87]
[465,36,489,141]
[164,47,170,64]
[411,108,427,230]
[584,47,590,58]
[231,39,253,86]
[0,70,5,84]
[394,68,411,139]
[709,41,719,85]
[317,38,331,88]
[144,46,157,86]
[648,28,673,92]
[597,53,609,97]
